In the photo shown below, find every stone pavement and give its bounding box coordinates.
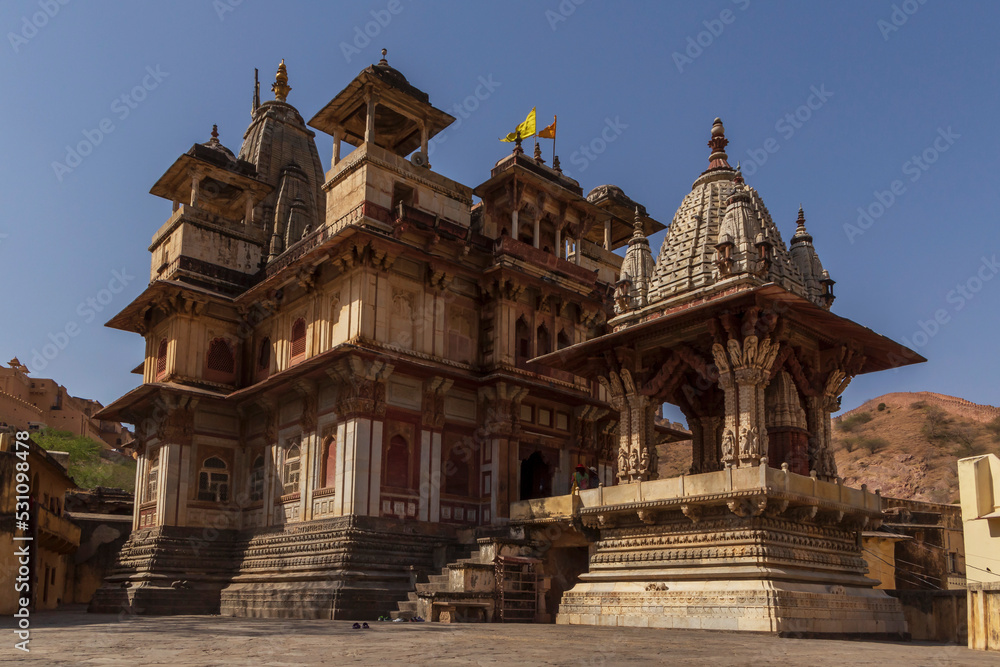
[2,608,994,666]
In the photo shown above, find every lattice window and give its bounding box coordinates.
[146,452,159,500]
[282,442,301,494]
[249,455,265,502]
[206,338,235,374]
[290,319,306,361]
[197,456,229,502]
[155,339,168,380]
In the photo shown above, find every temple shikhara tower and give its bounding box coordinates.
[94,56,922,634]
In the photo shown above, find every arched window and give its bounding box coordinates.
[147,451,159,501]
[290,319,306,362]
[321,435,336,488]
[557,329,572,350]
[205,338,235,383]
[155,339,168,380]
[248,454,265,502]
[515,317,530,363]
[536,325,551,357]
[282,442,301,495]
[257,337,271,374]
[384,435,410,489]
[197,456,229,502]
[444,445,471,497]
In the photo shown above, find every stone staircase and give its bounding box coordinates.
[392,537,537,623]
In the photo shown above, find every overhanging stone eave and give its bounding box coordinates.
[104,280,236,333]
[93,381,230,423]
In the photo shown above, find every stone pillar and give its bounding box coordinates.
[554,227,562,259]
[599,369,656,483]
[332,127,342,166]
[244,192,253,225]
[296,382,318,520]
[575,236,582,265]
[327,358,393,516]
[533,216,541,249]
[604,219,612,250]
[364,93,376,144]
[711,336,780,468]
[419,121,429,168]
[419,377,452,522]
[480,383,527,520]
[805,370,852,480]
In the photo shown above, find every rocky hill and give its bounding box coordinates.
[832,392,999,504]
[656,392,1000,504]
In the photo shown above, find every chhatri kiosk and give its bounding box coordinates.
[525,119,923,636]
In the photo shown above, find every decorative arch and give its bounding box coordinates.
[384,434,411,489]
[320,434,336,488]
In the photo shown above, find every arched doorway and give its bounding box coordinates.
[520,451,552,500]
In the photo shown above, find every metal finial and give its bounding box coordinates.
[379,48,388,65]
[272,59,291,102]
[210,124,219,142]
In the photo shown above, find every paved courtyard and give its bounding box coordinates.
[3,608,993,666]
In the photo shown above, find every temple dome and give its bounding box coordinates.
[644,119,816,307]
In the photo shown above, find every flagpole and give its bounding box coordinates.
[552,115,557,164]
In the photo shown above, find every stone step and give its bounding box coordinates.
[427,573,450,585]
[390,610,415,621]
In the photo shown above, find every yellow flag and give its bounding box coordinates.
[500,107,536,142]
[538,115,556,139]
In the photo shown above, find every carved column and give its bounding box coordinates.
[599,369,657,483]
[326,357,393,516]
[712,335,780,468]
[153,395,197,526]
[419,376,453,522]
[294,380,318,520]
[807,370,853,480]
[480,383,527,521]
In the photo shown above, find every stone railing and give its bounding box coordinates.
[510,465,883,523]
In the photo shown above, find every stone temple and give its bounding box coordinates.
[93,56,923,635]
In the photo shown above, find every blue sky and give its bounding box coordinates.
[1,0,998,420]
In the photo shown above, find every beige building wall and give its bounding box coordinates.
[957,453,1000,651]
